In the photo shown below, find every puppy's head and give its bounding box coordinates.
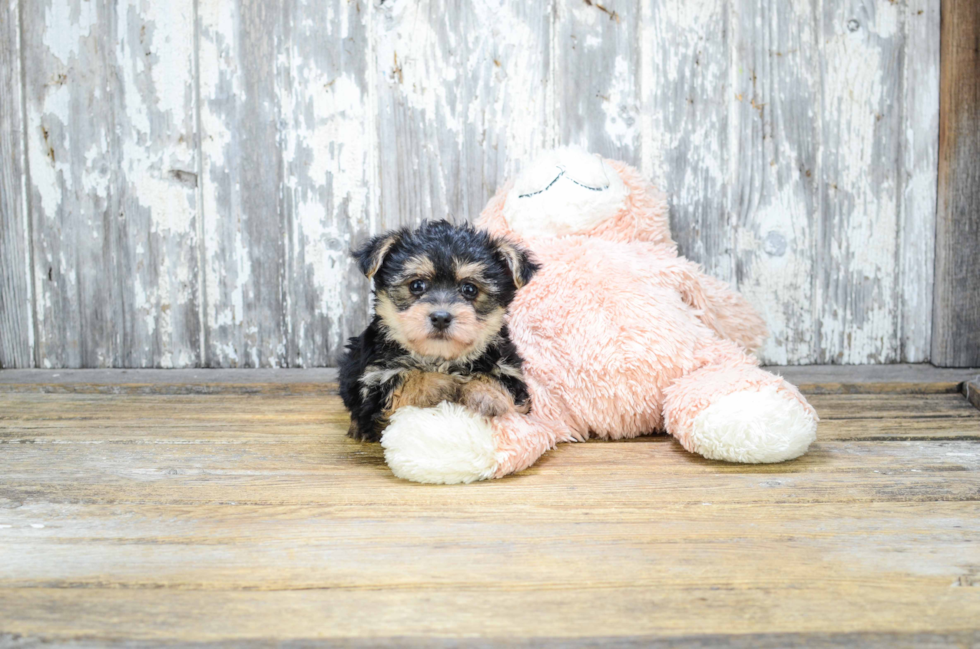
[355,220,538,361]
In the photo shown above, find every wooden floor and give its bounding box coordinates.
[1,367,979,647]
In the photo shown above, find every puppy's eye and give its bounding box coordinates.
[460,282,479,300]
[409,279,428,296]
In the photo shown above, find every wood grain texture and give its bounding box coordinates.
[729,0,819,364]
[279,0,374,367]
[769,362,979,393]
[22,0,117,368]
[556,0,640,164]
[932,0,980,367]
[640,0,939,365]
[641,0,732,284]
[2,364,977,395]
[0,0,33,369]
[0,388,979,644]
[899,0,940,363]
[816,0,913,364]
[22,0,202,369]
[198,0,376,368]
[0,0,948,367]
[965,376,980,411]
[0,632,977,649]
[373,0,552,227]
[198,0,286,368]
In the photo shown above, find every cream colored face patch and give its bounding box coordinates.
[376,291,505,362]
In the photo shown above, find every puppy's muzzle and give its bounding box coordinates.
[429,311,453,332]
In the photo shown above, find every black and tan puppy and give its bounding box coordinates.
[339,220,538,442]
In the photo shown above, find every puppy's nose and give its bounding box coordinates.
[429,311,453,331]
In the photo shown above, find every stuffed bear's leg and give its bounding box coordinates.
[381,405,563,484]
[663,351,817,463]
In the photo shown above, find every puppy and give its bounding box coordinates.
[339,220,539,442]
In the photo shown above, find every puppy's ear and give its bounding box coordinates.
[353,231,401,279]
[495,238,539,289]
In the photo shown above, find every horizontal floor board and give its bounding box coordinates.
[808,393,980,419]
[3,416,977,444]
[818,417,980,441]
[1,370,978,643]
[2,440,979,507]
[1,585,977,641]
[1,393,976,429]
[1,501,977,591]
[771,364,979,394]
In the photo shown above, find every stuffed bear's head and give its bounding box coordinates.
[477,146,674,247]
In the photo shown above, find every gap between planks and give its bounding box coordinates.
[1,364,979,397]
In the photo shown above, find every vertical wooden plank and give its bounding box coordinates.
[640,0,732,282]
[815,0,907,364]
[279,0,374,366]
[23,0,117,367]
[0,0,34,368]
[899,0,940,363]
[728,0,820,365]
[932,0,980,367]
[198,1,287,367]
[113,0,202,367]
[22,0,200,368]
[374,0,553,229]
[555,0,641,164]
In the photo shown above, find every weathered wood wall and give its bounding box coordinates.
[0,0,941,368]
[933,0,980,368]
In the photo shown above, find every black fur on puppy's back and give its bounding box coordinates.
[338,317,403,441]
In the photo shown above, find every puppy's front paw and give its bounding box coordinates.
[460,377,515,418]
[346,419,382,443]
[464,391,512,418]
[390,371,459,410]
[382,403,499,484]
[347,419,363,440]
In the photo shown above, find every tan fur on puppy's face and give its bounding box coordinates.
[391,255,436,285]
[376,292,504,361]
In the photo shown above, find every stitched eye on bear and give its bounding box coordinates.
[460,282,478,300]
[409,279,428,296]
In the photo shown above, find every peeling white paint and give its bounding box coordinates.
[738,184,815,364]
[11,0,941,368]
[27,93,71,221]
[600,56,638,151]
[42,1,97,65]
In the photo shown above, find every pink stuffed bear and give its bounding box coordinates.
[380,147,818,484]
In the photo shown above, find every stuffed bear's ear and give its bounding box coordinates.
[353,231,401,279]
[494,238,540,289]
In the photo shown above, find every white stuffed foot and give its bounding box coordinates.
[381,402,499,484]
[685,386,817,463]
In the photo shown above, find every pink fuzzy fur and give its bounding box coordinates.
[475,158,816,477]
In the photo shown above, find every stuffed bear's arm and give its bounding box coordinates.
[630,242,768,353]
[694,274,768,353]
